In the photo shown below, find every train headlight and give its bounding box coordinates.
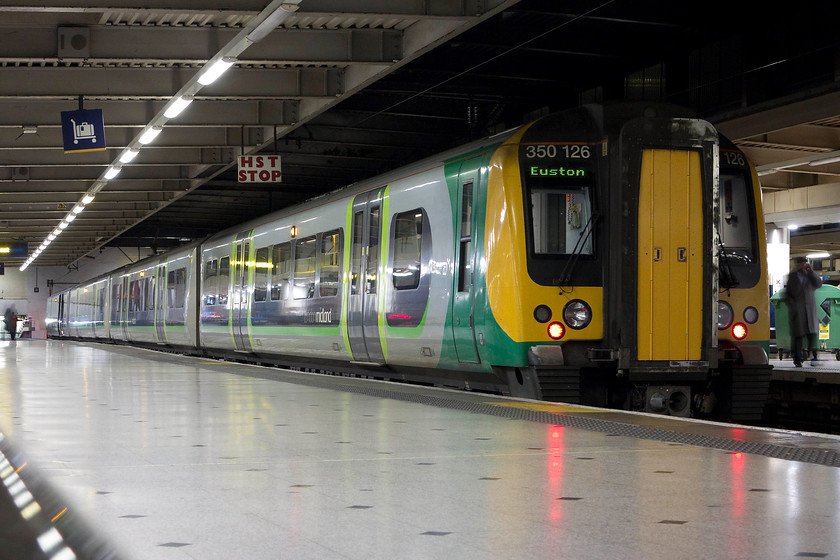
[533,304,552,323]
[732,323,748,340]
[547,322,565,340]
[743,306,759,324]
[563,300,592,329]
[717,301,733,330]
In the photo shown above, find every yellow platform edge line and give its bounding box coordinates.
[483,401,611,414]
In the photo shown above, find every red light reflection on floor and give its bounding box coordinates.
[547,425,564,521]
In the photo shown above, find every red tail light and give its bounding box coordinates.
[548,322,565,340]
[732,323,747,340]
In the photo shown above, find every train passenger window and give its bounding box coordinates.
[529,187,593,255]
[218,257,230,305]
[351,212,364,294]
[293,236,317,299]
[145,275,155,311]
[271,243,291,300]
[111,283,121,323]
[393,210,424,290]
[168,268,187,309]
[319,230,341,297]
[254,247,269,302]
[203,259,218,305]
[129,280,140,312]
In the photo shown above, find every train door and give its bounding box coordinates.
[347,189,386,363]
[637,149,704,361]
[155,264,167,344]
[232,232,254,353]
[451,163,480,363]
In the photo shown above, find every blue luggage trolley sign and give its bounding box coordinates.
[61,109,106,153]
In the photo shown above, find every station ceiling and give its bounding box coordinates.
[2,0,840,269]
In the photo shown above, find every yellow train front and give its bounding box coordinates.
[483,104,771,422]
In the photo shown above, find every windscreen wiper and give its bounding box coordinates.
[558,211,599,287]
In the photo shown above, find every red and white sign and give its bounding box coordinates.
[238,155,282,183]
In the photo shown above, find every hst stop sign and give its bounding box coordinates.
[238,155,281,183]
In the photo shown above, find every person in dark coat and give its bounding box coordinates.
[785,256,822,366]
[3,308,15,341]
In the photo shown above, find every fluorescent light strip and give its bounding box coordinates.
[104,166,121,180]
[119,149,139,163]
[198,57,236,85]
[164,96,193,118]
[138,126,162,145]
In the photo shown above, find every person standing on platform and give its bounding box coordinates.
[3,308,16,341]
[785,256,822,367]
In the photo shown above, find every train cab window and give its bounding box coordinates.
[168,267,187,309]
[293,236,317,299]
[218,257,230,305]
[271,242,291,300]
[529,187,593,255]
[254,247,270,302]
[319,230,341,297]
[393,210,424,290]
[718,170,760,287]
[203,259,218,305]
[719,173,756,263]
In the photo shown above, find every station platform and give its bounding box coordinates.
[2,340,840,559]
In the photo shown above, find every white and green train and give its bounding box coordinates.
[46,103,772,421]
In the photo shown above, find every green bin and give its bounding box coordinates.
[770,284,840,360]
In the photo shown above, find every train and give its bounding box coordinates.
[45,102,772,422]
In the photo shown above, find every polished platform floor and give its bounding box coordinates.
[3,340,840,559]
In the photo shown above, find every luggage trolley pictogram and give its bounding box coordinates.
[70,118,96,144]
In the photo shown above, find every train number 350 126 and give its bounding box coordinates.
[524,144,591,159]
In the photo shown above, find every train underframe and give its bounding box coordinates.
[503,341,773,423]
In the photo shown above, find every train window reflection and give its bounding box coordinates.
[393,210,423,290]
[319,230,341,297]
[203,259,218,305]
[253,248,269,302]
[218,257,230,305]
[530,187,593,255]
[271,242,291,300]
[294,236,317,299]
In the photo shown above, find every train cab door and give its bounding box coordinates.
[637,148,704,361]
[347,189,386,364]
[232,232,254,353]
[451,164,481,363]
[154,264,167,344]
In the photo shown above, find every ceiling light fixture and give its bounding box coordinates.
[82,194,95,205]
[198,57,237,85]
[164,95,194,119]
[247,3,299,43]
[138,126,162,145]
[104,166,121,180]
[119,148,139,163]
